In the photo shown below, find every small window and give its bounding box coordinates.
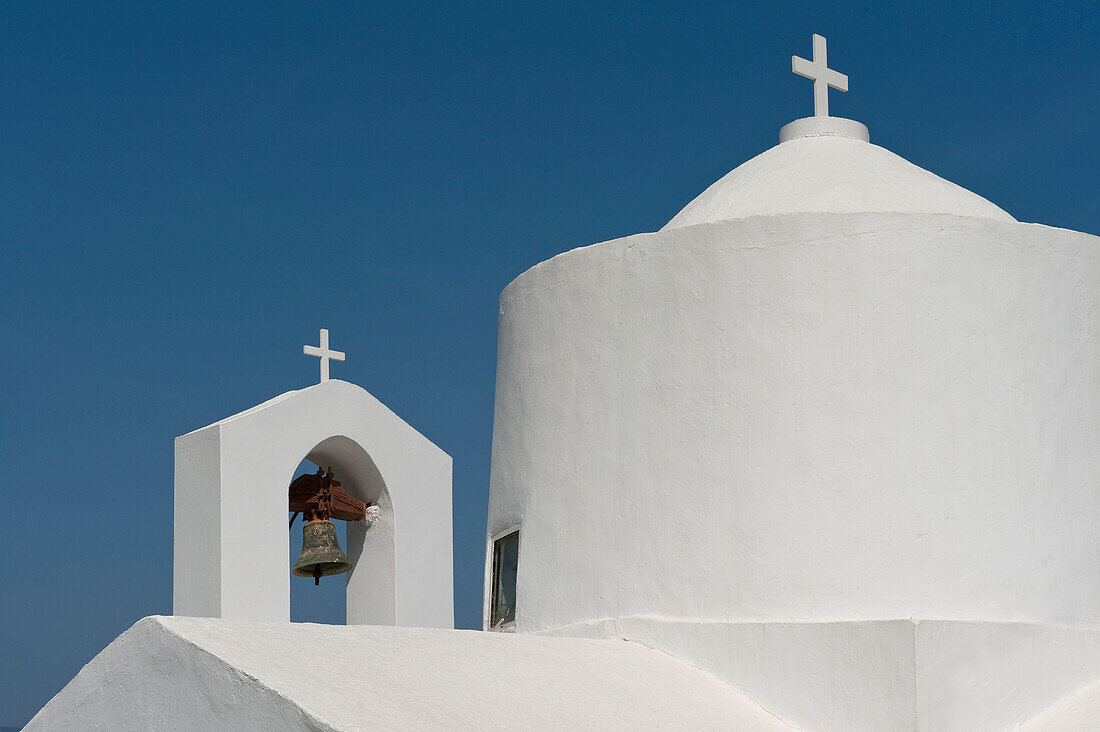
[490,531,519,630]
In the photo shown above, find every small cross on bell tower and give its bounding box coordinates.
[303,328,345,383]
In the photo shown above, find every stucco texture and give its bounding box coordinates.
[490,213,1099,632]
[486,209,1100,730]
[26,616,794,731]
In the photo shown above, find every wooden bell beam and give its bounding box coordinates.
[288,468,368,523]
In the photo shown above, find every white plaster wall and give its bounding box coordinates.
[487,212,1100,631]
[915,621,1100,731]
[536,616,1100,731]
[1018,678,1100,731]
[540,616,917,731]
[173,427,222,617]
[174,379,453,627]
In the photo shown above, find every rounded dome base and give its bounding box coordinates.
[663,130,1014,230]
[779,116,869,142]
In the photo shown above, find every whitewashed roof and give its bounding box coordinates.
[28,616,794,731]
[663,131,1014,230]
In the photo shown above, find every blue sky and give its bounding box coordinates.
[1,1,1097,725]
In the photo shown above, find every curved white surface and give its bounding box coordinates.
[663,135,1015,230]
[487,212,1100,632]
[27,616,794,731]
[1018,679,1100,732]
[779,115,869,142]
[539,617,1100,732]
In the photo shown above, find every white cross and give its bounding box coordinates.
[303,328,345,383]
[792,34,848,117]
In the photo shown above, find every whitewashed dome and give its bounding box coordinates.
[663,117,1014,230]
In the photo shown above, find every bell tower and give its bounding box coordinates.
[172,376,453,627]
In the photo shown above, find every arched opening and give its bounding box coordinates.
[289,458,348,624]
[285,435,396,625]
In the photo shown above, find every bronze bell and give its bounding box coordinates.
[293,518,352,585]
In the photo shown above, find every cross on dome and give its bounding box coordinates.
[792,34,848,117]
[303,328,345,383]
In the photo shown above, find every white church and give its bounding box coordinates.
[27,36,1100,731]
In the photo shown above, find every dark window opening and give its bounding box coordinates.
[490,531,519,630]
